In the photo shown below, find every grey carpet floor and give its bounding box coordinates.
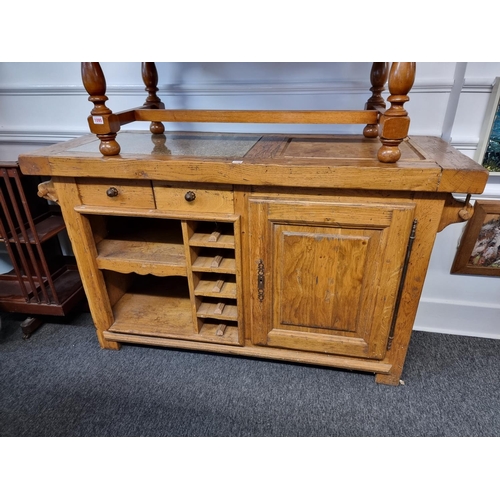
[1,310,499,436]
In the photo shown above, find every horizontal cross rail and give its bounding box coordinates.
[117,108,380,126]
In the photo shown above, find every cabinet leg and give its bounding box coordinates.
[96,329,121,350]
[375,372,404,386]
[21,316,44,339]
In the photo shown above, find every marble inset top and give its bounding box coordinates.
[69,132,261,158]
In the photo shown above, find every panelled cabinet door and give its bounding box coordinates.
[248,197,416,360]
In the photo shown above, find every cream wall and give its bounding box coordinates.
[1,62,499,338]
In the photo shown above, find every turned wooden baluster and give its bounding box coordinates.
[81,62,121,156]
[142,62,165,135]
[363,62,389,138]
[377,62,416,163]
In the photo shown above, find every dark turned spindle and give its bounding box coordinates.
[377,62,416,163]
[142,62,165,135]
[363,62,389,138]
[81,62,121,156]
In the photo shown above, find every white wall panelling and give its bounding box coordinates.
[1,62,499,338]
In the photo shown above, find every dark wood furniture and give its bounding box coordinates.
[0,161,84,336]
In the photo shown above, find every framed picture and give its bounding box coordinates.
[475,77,500,174]
[451,200,500,276]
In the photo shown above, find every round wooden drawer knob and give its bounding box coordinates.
[106,187,119,197]
[184,191,196,202]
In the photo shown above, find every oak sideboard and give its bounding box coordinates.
[18,129,488,385]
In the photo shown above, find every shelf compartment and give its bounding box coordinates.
[96,237,186,276]
[191,250,236,274]
[188,221,235,249]
[199,320,239,344]
[92,216,187,276]
[109,275,195,337]
[194,274,237,299]
[197,299,238,321]
[107,274,242,346]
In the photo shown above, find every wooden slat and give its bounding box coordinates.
[102,331,393,374]
[8,215,65,244]
[131,109,380,125]
[215,324,227,336]
[74,205,239,223]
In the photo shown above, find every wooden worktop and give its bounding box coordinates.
[18,131,488,194]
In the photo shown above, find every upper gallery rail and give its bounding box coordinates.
[81,62,416,163]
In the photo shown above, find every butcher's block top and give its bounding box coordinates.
[18,131,488,193]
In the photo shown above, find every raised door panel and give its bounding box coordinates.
[248,197,416,360]
[276,225,372,333]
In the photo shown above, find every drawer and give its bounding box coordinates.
[77,179,156,209]
[153,182,234,214]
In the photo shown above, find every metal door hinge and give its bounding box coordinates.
[387,219,418,351]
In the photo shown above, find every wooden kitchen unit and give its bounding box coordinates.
[17,130,488,385]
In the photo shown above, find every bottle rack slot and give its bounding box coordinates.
[197,298,238,321]
[199,320,239,341]
[191,249,236,274]
[194,273,237,299]
[92,215,242,346]
[188,221,235,249]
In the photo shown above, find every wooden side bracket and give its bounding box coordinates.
[37,179,59,204]
[438,193,473,232]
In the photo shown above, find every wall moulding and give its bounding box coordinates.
[1,78,484,98]
[415,297,500,339]
[0,130,84,144]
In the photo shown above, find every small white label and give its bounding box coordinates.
[232,160,243,164]
[92,116,104,125]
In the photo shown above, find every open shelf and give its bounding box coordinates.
[93,216,187,276]
[107,274,241,345]
[0,213,66,244]
[109,275,194,337]
[96,235,186,276]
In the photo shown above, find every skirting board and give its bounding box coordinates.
[414,298,500,339]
